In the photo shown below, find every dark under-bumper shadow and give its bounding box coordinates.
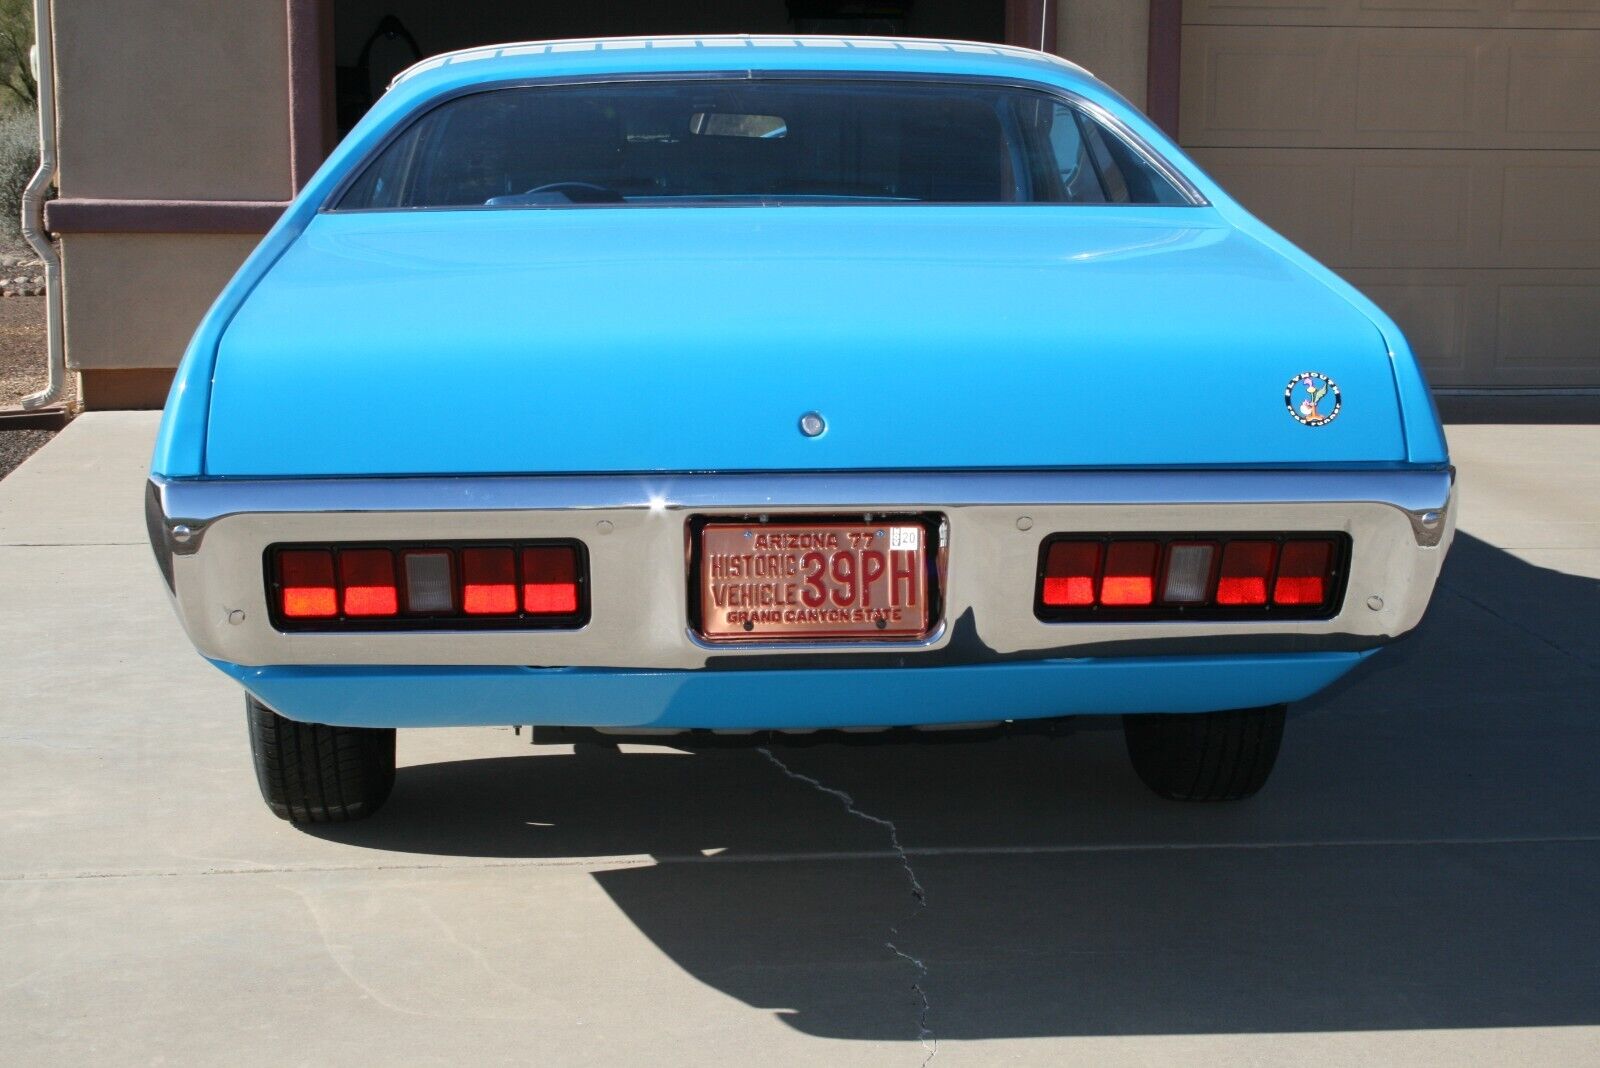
[315,533,1600,1041]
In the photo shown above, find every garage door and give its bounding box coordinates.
[1179,0,1600,388]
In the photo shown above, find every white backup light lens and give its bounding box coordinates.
[1162,543,1214,603]
[403,551,455,613]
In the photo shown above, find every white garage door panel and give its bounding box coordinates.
[1344,270,1600,386]
[1186,0,1600,30]
[1181,26,1600,149]
[1180,2,1600,387]
[1190,147,1600,269]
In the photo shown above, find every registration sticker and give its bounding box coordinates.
[889,526,920,551]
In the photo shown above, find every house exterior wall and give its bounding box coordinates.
[1179,0,1600,388]
[50,0,292,408]
[1055,0,1148,111]
[53,0,291,201]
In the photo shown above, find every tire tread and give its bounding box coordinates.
[247,697,395,823]
[1123,705,1285,802]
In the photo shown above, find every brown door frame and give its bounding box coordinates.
[1005,0,1058,53]
[1145,0,1182,138]
[287,0,337,192]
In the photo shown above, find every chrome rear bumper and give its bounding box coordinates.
[148,468,1454,670]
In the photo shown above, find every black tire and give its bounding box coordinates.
[1123,705,1286,802]
[246,696,396,823]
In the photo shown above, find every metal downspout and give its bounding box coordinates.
[20,0,63,410]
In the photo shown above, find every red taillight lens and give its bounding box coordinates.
[1037,534,1342,618]
[1215,541,1278,605]
[522,546,579,614]
[338,549,398,617]
[461,548,518,615]
[1100,541,1158,606]
[278,550,337,618]
[1273,540,1334,605]
[1041,541,1101,607]
[272,542,585,629]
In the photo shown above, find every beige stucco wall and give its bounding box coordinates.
[1180,0,1600,387]
[53,0,292,201]
[52,0,291,386]
[1056,0,1149,111]
[60,234,260,372]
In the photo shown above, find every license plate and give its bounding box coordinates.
[697,521,931,642]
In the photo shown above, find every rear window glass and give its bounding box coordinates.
[335,78,1193,210]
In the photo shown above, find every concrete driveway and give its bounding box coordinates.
[3,413,1598,1066]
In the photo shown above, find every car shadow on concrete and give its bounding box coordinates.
[313,533,1600,1040]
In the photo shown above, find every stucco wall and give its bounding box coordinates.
[53,0,292,201]
[52,0,291,395]
[60,234,260,371]
[1056,0,1149,111]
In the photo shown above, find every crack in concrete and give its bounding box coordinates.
[757,747,935,1064]
[1441,579,1600,672]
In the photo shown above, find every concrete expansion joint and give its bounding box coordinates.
[756,747,936,1064]
[1441,577,1600,672]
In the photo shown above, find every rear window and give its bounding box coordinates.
[335,78,1194,210]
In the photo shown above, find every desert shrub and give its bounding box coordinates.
[0,108,38,240]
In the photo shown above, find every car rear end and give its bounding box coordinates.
[146,37,1453,821]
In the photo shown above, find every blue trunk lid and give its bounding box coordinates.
[204,206,1405,476]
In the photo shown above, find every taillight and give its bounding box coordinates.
[522,546,580,614]
[401,550,454,613]
[1216,541,1277,606]
[1042,541,1099,607]
[461,548,518,615]
[269,542,586,630]
[1161,541,1216,603]
[1100,541,1158,606]
[1273,540,1333,605]
[1037,534,1344,619]
[338,549,399,617]
[278,550,337,619]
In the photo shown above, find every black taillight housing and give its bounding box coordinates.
[267,541,588,631]
[1035,533,1348,621]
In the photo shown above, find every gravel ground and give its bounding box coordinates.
[0,427,51,479]
[0,284,67,481]
[0,292,62,409]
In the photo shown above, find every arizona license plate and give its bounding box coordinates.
[697,521,930,641]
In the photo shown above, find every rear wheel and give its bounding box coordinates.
[247,696,396,823]
[1123,705,1286,801]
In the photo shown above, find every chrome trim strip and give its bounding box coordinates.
[1070,95,1207,206]
[153,469,1450,524]
[390,36,1094,90]
[150,469,1454,671]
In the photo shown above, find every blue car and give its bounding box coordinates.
[146,35,1454,822]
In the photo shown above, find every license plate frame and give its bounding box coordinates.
[691,515,941,643]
